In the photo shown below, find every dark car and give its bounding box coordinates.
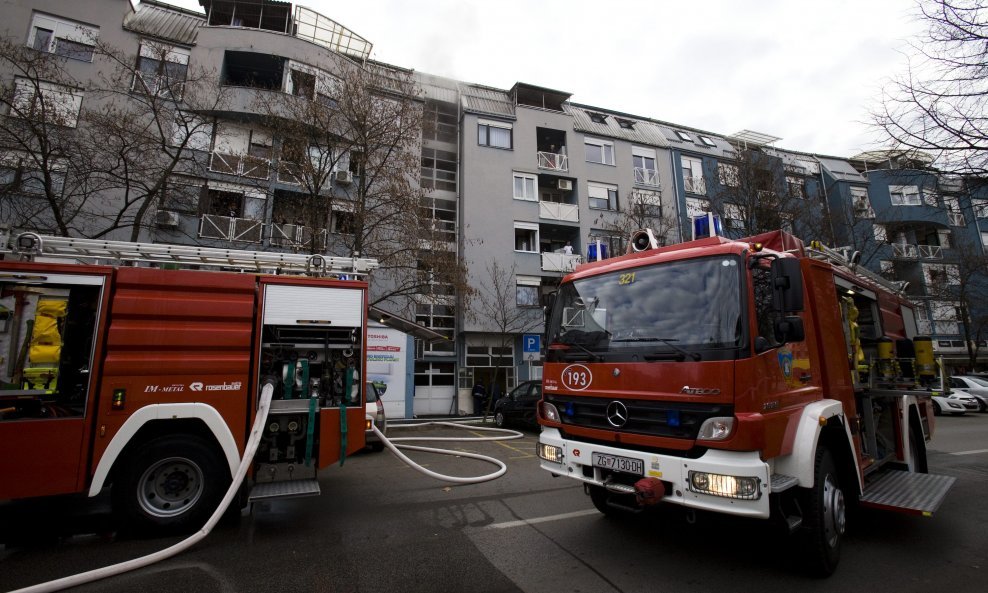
[364,382,387,451]
[493,380,542,428]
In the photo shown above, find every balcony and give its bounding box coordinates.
[634,167,660,186]
[541,252,582,273]
[539,201,579,222]
[209,152,271,180]
[917,320,960,336]
[199,214,264,243]
[948,211,966,226]
[892,243,944,259]
[270,222,327,250]
[684,176,706,195]
[538,151,568,172]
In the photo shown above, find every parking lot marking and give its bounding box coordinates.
[487,509,599,529]
[950,448,988,456]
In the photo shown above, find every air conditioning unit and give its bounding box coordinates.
[336,170,352,185]
[154,210,180,228]
[557,179,572,191]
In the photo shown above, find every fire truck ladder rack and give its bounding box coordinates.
[5,232,379,278]
[806,241,906,295]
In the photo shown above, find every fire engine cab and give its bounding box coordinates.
[537,227,955,576]
[0,233,377,534]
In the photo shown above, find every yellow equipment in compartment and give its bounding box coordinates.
[24,297,67,392]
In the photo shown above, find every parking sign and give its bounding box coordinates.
[523,334,541,361]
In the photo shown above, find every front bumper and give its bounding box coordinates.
[538,428,772,518]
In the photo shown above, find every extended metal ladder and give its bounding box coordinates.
[3,232,379,278]
[806,240,906,295]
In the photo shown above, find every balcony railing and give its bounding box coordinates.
[270,223,327,250]
[948,211,966,226]
[892,243,919,259]
[541,252,582,273]
[209,152,271,180]
[539,201,579,222]
[917,320,961,336]
[199,214,264,243]
[131,72,185,100]
[684,175,706,195]
[917,244,943,259]
[634,167,660,186]
[537,151,568,172]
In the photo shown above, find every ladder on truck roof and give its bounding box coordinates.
[805,240,906,295]
[3,232,379,279]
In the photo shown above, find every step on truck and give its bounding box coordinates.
[0,232,377,534]
[536,228,955,576]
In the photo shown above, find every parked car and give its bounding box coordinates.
[932,394,968,416]
[365,382,387,451]
[493,380,542,429]
[948,376,988,412]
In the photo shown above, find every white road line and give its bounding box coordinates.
[487,509,600,530]
[949,448,988,456]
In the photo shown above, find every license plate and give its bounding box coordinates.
[591,452,644,475]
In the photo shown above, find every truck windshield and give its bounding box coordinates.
[547,256,744,361]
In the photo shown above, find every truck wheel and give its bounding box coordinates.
[800,447,844,577]
[114,434,229,535]
[494,411,506,427]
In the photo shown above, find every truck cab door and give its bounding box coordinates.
[0,269,109,499]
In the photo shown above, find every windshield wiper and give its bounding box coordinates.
[560,340,601,361]
[611,337,701,361]
[555,329,610,361]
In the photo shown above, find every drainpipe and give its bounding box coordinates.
[669,150,683,243]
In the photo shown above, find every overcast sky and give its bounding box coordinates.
[166,0,925,157]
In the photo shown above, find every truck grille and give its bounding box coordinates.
[545,394,732,440]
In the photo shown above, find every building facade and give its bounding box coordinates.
[2,0,986,416]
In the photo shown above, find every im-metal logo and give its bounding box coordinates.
[605,401,628,428]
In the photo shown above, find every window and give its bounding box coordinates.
[686,197,710,218]
[0,156,66,196]
[717,163,739,188]
[880,260,895,280]
[170,111,212,151]
[419,197,457,245]
[617,118,635,130]
[873,223,887,242]
[161,176,203,214]
[752,265,783,348]
[698,135,717,147]
[786,176,806,199]
[589,112,608,124]
[478,119,512,149]
[922,187,940,207]
[588,182,618,210]
[973,199,988,218]
[722,203,744,229]
[851,187,874,218]
[516,276,540,307]
[28,13,98,62]
[416,302,455,354]
[889,185,921,206]
[12,78,83,128]
[982,232,988,250]
[584,138,614,165]
[513,172,537,201]
[424,100,458,143]
[632,146,658,186]
[133,41,190,99]
[630,189,662,218]
[675,130,693,142]
[414,361,456,386]
[682,156,705,195]
[587,233,626,259]
[421,147,457,192]
[514,222,539,252]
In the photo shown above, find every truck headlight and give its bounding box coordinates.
[697,417,735,441]
[541,401,560,422]
[688,471,760,500]
[537,443,564,464]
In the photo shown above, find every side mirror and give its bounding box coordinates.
[774,316,805,344]
[770,258,804,313]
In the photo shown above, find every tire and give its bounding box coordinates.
[494,410,506,428]
[932,400,942,416]
[113,434,229,536]
[368,441,385,452]
[799,447,845,577]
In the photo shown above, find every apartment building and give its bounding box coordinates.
[2,1,986,416]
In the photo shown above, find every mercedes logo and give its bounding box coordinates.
[605,401,628,428]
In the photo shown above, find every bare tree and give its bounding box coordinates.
[874,0,988,175]
[470,259,543,419]
[0,36,224,240]
[592,187,679,248]
[923,232,988,367]
[708,147,820,238]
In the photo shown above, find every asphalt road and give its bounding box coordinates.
[2,414,987,593]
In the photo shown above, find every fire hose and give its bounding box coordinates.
[8,385,522,593]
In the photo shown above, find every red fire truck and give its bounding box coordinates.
[0,233,377,534]
[537,228,955,576]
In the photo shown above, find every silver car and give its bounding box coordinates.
[948,376,988,413]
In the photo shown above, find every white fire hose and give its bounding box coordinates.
[9,386,522,593]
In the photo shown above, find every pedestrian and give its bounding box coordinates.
[562,241,573,255]
[472,382,487,416]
